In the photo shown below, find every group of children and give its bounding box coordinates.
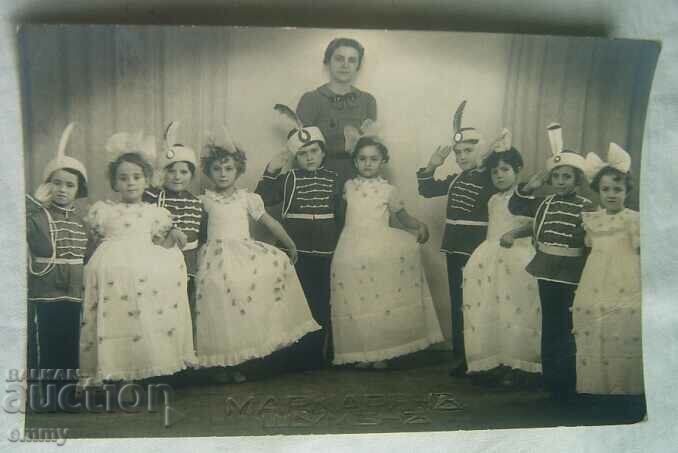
[417,104,643,402]
[26,98,643,409]
[24,107,439,401]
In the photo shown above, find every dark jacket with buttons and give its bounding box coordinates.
[255,167,343,255]
[417,167,496,256]
[509,185,595,285]
[143,188,206,276]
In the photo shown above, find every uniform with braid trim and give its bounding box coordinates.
[255,167,342,255]
[416,167,497,256]
[26,198,91,393]
[509,183,595,400]
[27,200,91,302]
[256,165,343,370]
[143,188,206,276]
[508,185,595,285]
[417,165,497,373]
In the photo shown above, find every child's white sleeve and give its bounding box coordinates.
[584,231,592,248]
[84,201,110,238]
[387,186,406,213]
[581,211,594,248]
[246,192,266,221]
[151,206,174,238]
[342,180,351,201]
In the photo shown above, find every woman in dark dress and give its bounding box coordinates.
[296,37,377,186]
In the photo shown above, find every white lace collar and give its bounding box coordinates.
[353,176,387,186]
[205,188,243,204]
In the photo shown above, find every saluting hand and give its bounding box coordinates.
[267,150,292,174]
[427,145,453,169]
[524,170,547,192]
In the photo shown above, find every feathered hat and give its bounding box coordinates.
[157,121,197,170]
[489,128,513,153]
[478,128,518,168]
[452,100,484,146]
[105,129,157,165]
[544,123,586,173]
[344,119,381,154]
[204,122,241,154]
[34,122,89,203]
[274,104,325,154]
[584,142,632,182]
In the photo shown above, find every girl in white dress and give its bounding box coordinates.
[331,135,444,368]
[462,133,541,387]
[195,143,320,382]
[573,144,643,395]
[80,133,196,387]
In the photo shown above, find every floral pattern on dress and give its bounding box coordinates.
[79,201,195,384]
[331,177,443,364]
[573,208,643,395]
[194,189,320,367]
[462,190,542,373]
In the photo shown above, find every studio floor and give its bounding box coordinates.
[25,351,646,438]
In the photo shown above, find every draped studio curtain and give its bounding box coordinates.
[501,35,658,210]
[20,29,657,210]
[19,26,234,204]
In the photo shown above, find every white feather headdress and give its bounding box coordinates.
[105,130,157,165]
[344,119,381,154]
[545,122,586,173]
[34,122,89,203]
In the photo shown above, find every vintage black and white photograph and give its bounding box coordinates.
[18,25,658,438]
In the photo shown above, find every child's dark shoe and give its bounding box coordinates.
[448,357,468,377]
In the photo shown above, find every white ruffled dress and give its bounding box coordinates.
[573,208,643,395]
[80,201,196,384]
[331,177,444,364]
[194,189,320,367]
[462,190,542,373]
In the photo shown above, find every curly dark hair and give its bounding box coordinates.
[352,136,389,163]
[323,38,365,69]
[590,166,633,193]
[108,152,154,191]
[201,144,247,177]
[484,148,523,172]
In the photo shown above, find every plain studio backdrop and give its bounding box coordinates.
[19,25,657,341]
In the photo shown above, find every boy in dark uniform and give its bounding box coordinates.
[416,101,497,376]
[143,121,206,340]
[26,122,91,410]
[508,123,595,402]
[256,123,343,371]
